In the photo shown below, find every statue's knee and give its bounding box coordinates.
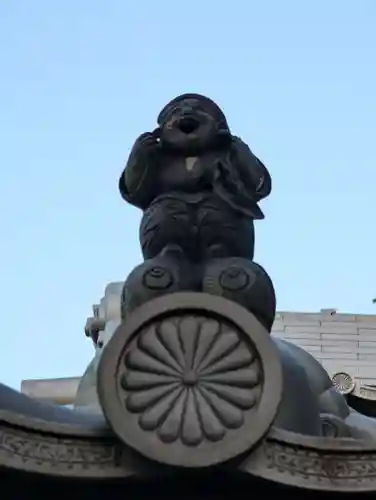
[140,200,192,259]
[197,204,255,259]
[202,258,276,331]
[121,256,194,317]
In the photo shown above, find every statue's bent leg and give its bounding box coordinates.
[202,258,276,331]
[140,198,193,260]
[121,255,196,317]
[196,196,255,260]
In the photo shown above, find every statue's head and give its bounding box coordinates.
[157,93,231,153]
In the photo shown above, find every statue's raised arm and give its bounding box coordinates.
[229,135,272,202]
[118,130,161,210]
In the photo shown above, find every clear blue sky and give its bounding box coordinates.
[0,1,375,389]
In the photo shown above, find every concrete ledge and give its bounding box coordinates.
[21,377,81,405]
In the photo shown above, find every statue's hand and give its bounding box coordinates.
[216,128,232,147]
[230,136,271,199]
[133,129,160,152]
[127,129,161,172]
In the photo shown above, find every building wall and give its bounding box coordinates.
[273,309,376,385]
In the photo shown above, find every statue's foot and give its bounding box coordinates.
[121,253,195,317]
[202,257,276,331]
[204,244,228,260]
[159,244,186,260]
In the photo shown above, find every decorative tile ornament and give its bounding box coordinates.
[97,292,283,467]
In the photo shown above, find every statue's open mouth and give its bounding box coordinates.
[178,116,200,134]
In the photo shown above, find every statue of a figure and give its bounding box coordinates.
[119,93,271,263]
[119,94,275,326]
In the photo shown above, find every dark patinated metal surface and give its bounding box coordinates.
[118,94,274,329]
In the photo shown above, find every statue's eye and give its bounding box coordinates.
[170,106,179,115]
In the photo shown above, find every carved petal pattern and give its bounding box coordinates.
[121,317,261,446]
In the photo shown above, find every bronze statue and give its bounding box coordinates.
[119,94,275,327]
[119,93,271,262]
